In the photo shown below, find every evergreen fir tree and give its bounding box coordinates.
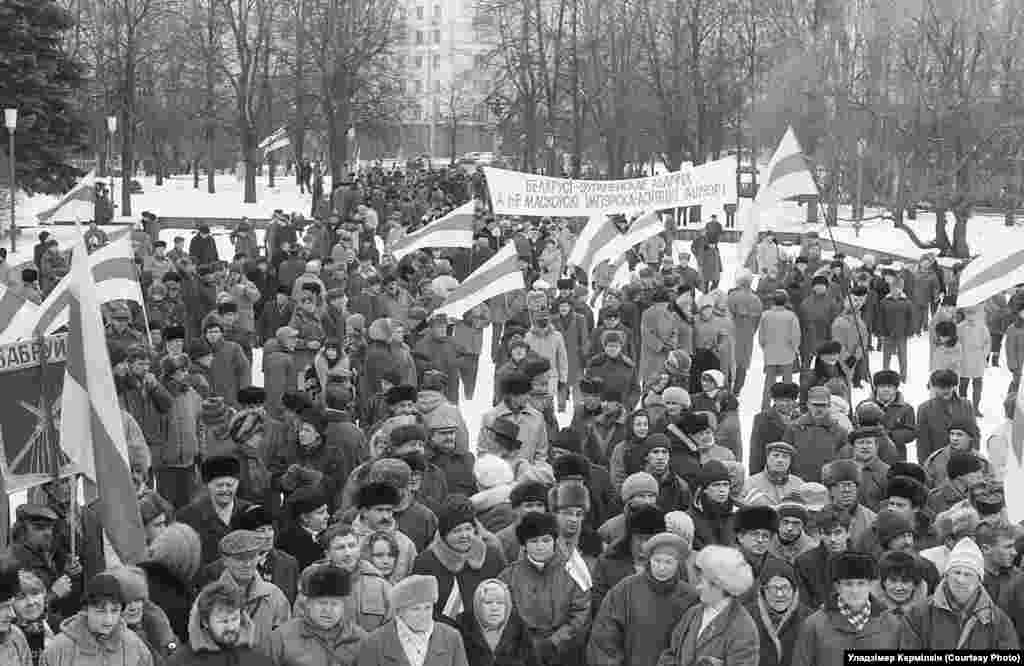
[0,0,88,194]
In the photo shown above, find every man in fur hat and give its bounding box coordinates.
[500,512,591,665]
[733,506,788,597]
[177,456,253,566]
[841,428,890,512]
[479,372,549,466]
[749,381,801,475]
[586,330,640,411]
[268,567,365,664]
[350,481,418,581]
[794,507,852,610]
[927,451,987,516]
[494,480,550,563]
[821,459,876,546]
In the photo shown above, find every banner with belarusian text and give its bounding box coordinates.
[484,158,737,217]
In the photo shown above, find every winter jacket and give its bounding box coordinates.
[899,582,1018,650]
[267,616,366,666]
[471,485,517,534]
[499,552,592,665]
[199,548,300,606]
[192,570,290,653]
[862,393,917,454]
[794,542,833,611]
[158,379,203,468]
[189,234,219,266]
[958,310,991,378]
[748,408,793,476]
[587,353,640,411]
[782,413,849,483]
[119,374,174,451]
[915,395,977,465]
[688,498,737,551]
[1005,321,1024,372]
[525,325,570,384]
[553,312,589,386]
[656,598,758,666]
[275,524,325,572]
[743,472,804,507]
[417,389,468,450]
[461,604,539,666]
[790,600,900,666]
[728,286,763,367]
[166,608,273,666]
[40,614,153,666]
[831,310,869,367]
[758,307,801,366]
[411,535,507,627]
[207,338,251,407]
[176,496,254,566]
[227,276,261,333]
[259,300,295,346]
[588,570,700,666]
[639,303,681,381]
[356,618,469,666]
[0,626,31,666]
[877,292,916,340]
[479,403,549,465]
[745,594,812,666]
[296,561,392,633]
[800,293,841,359]
[414,333,465,403]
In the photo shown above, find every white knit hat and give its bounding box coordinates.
[946,537,984,580]
[665,511,695,548]
[474,454,514,490]
[695,545,753,598]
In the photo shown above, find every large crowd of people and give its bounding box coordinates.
[2,163,1024,666]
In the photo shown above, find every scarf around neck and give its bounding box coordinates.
[838,596,871,633]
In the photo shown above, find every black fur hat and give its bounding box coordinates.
[355,481,401,509]
[885,475,927,508]
[201,456,241,482]
[237,386,266,407]
[501,372,532,396]
[509,481,550,508]
[831,552,878,582]
[516,511,558,545]
[873,370,901,387]
[385,385,418,405]
[552,453,590,482]
[305,566,352,598]
[735,505,779,534]
[769,382,800,400]
[626,505,666,537]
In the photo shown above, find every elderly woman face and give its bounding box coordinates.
[762,575,794,612]
[835,578,872,611]
[649,551,680,582]
[398,601,434,632]
[946,565,981,605]
[477,584,509,629]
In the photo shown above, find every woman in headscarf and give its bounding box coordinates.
[460,579,537,666]
[656,545,759,666]
[8,570,55,666]
[744,558,811,666]
[608,409,653,491]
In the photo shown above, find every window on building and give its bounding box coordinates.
[416,30,423,43]
[433,29,440,43]
[432,54,440,69]
[414,55,423,68]
[416,6,424,19]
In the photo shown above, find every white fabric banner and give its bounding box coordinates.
[484,158,736,216]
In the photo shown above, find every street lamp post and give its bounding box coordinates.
[545,131,556,176]
[5,109,17,253]
[107,115,117,217]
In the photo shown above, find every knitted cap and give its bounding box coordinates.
[642,532,690,561]
[946,537,984,580]
[620,472,659,503]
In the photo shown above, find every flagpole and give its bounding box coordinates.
[0,428,9,547]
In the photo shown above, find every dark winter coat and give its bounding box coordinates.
[356,619,469,666]
[175,496,254,566]
[656,597,758,666]
[266,616,366,666]
[783,413,848,483]
[207,338,251,407]
[460,606,539,666]
[915,394,977,465]
[275,524,325,572]
[197,548,300,604]
[862,393,917,455]
[899,583,1018,650]
[554,312,590,386]
[411,536,507,627]
[799,293,841,360]
[745,594,813,666]
[499,552,592,666]
[688,498,737,551]
[138,561,194,646]
[188,234,219,267]
[588,570,699,666]
[748,408,792,476]
[877,292,916,340]
[413,333,464,403]
[791,599,900,666]
[586,353,640,410]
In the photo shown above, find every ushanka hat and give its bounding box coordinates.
[735,505,779,533]
[356,481,401,509]
[385,384,418,405]
[548,480,590,511]
[305,565,352,598]
[831,552,878,582]
[201,455,240,482]
[509,481,549,508]
[553,453,590,482]
[885,475,927,508]
[516,511,558,545]
[437,494,477,537]
[626,505,666,537]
